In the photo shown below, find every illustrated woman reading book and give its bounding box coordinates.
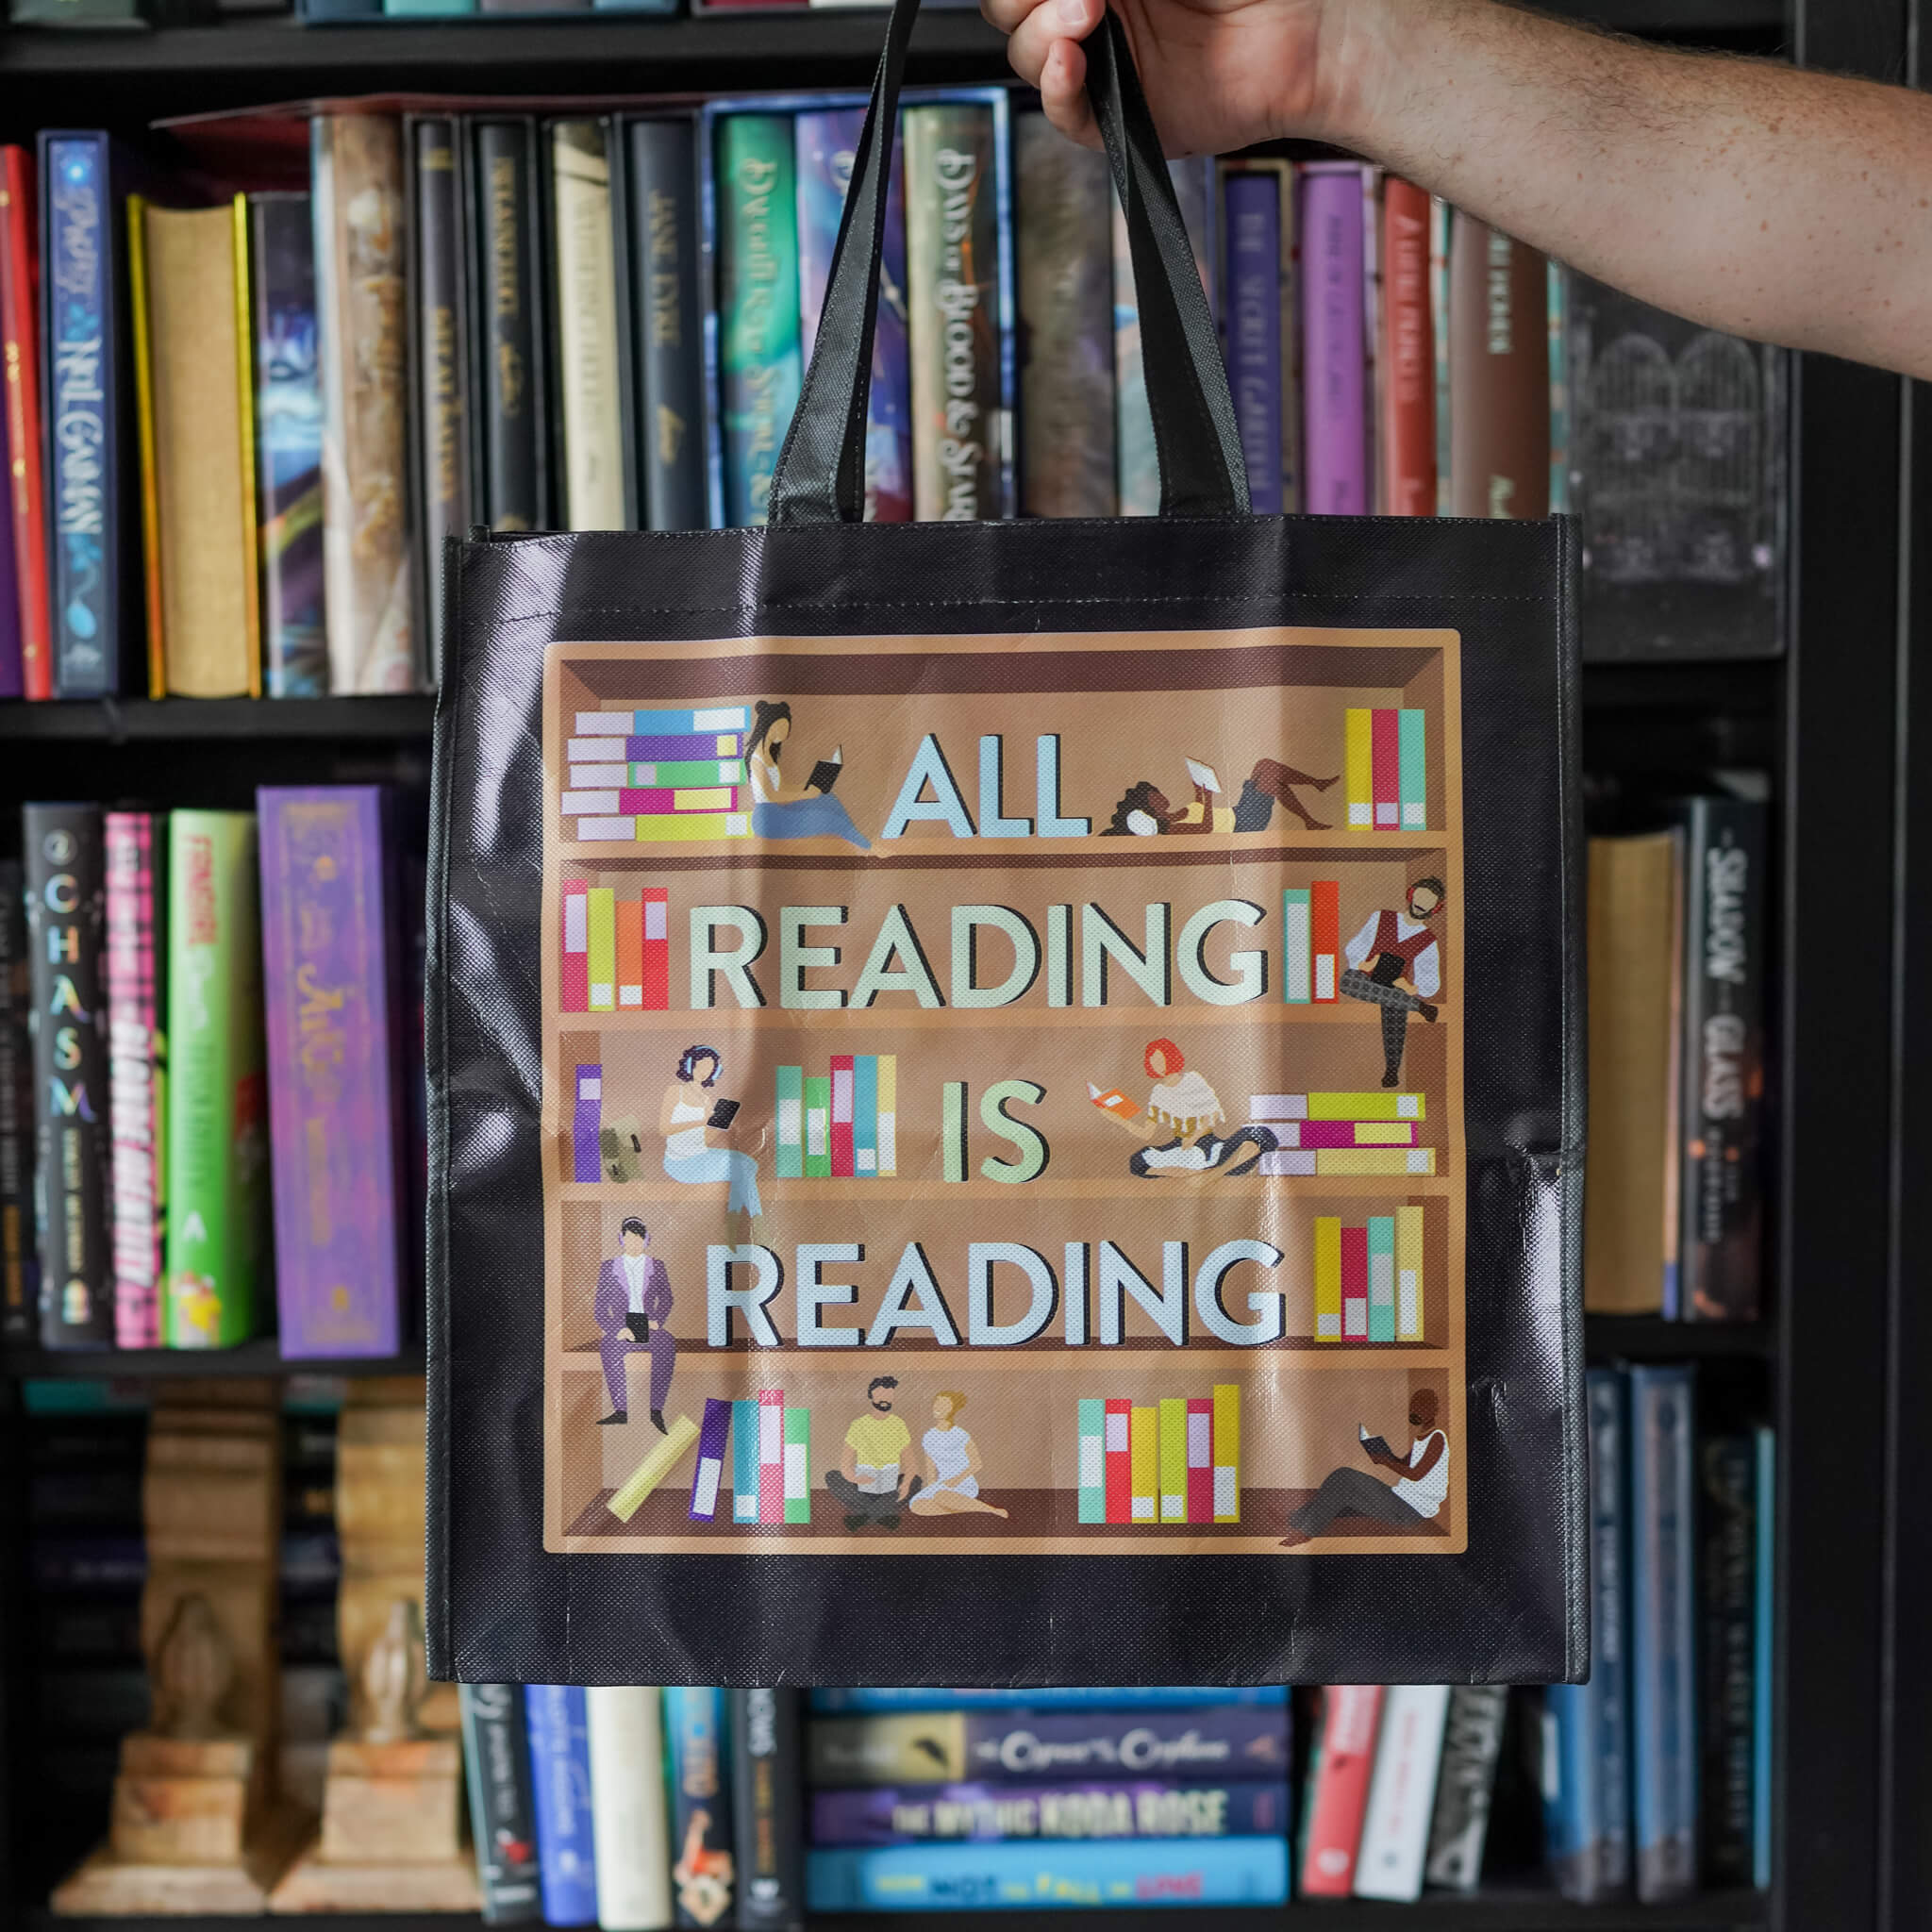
[745,699,873,850]
[659,1044,760,1220]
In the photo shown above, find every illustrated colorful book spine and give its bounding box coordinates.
[1399,708,1426,827]
[1223,167,1283,515]
[758,1386,785,1524]
[585,888,615,1010]
[1185,1395,1213,1524]
[1379,175,1435,517]
[0,866,34,1342]
[732,1396,759,1522]
[1449,213,1550,519]
[1313,1218,1341,1341]
[1310,880,1340,1001]
[854,1054,879,1176]
[1211,1382,1240,1522]
[877,1053,897,1175]
[25,803,112,1348]
[810,1775,1291,1845]
[1300,162,1368,516]
[1352,1683,1451,1902]
[1128,1405,1157,1523]
[785,1405,809,1524]
[525,1684,598,1927]
[1298,1684,1385,1897]
[1372,708,1399,826]
[804,1075,832,1180]
[1423,1685,1507,1891]
[559,883,589,1012]
[1366,1215,1396,1342]
[628,117,707,533]
[906,102,1002,524]
[162,812,265,1348]
[1103,1396,1131,1524]
[1699,1432,1757,1888]
[249,192,328,698]
[806,1836,1291,1910]
[0,146,53,699]
[810,1688,1290,1715]
[1282,886,1311,1004]
[774,1064,804,1180]
[1341,1224,1368,1339]
[1631,1363,1698,1903]
[665,1685,735,1929]
[717,114,802,528]
[1260,1147,1437,1178]
[458,1683,543,1924]
[1076,1397,1105,1524]
[412,119,471,682]
[691,1396,732,1522]
[1272,1120,1416,1149]
[829,1053,856,1179]
[259,787,406,1359]
[473,119,545,534]
[1157,1394,1187,1524]
[730,1688,806,1930]
[1397,1205,1424,1340]
[1344,708,1373,827]
[313,114,419,692]
[1255,1090,1425,1124]
[585,1686,673,1932]
[1015,114,1114,519]
[551,119,631,533]
[104,810,165,1350]
[572,1065,602,1182]
[1676,795,1766,1322]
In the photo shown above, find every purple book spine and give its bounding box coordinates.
[810,1778,1292,1847]
[1223,171,1283,517]
[573,1064,603,1183]
[258,787,403,1359]
[691,1394,734,1520]
[1300,164,1367,515]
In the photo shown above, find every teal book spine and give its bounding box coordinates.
[162,812,266,1347]
[732,1396,758,1523]
[1367,1216,1396,1342]
[775,1064,804,1179]
[1076,1398,1105,1524]
[717,115,801,528]
[804,1074,831,1180]
[1399,708,1427,828]
[854,1055,878,1177]
[384,0,476,12]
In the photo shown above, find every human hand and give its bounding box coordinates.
[981,0,1349,158]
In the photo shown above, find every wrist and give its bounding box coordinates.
[1303,0,1400,153]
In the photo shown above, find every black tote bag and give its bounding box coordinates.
[426,0,1587,1688]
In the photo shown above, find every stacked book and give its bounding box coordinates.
[804,1688,1292,1909]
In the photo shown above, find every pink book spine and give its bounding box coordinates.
[561,879,589,1012]
[1186,1397,1213,1523]
[1372,708,1400,827]
[105,811,163,1349]
[1287,1120,1416,1150]
[1105,1397,1132,1524]
[1341,1224,1369,1340]
[758,1388,785,1524]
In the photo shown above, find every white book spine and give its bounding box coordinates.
[1352,1684,1453,1901]
[586,1686,673,1929]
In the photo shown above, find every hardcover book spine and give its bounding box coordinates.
[1351,1683,1450,1901]
[258,787,404,1358]
[1223,167,1282,516]
[25,804,112,1348]
[1542,1681,1601,1901]
[1422,1684,1506,1891]
[1678,796,1767,1321]
[810,1776,1291,1845]
[905,103,999,524]
[1631,1364,1698,1903]
[104,811,164,1349]
[630,119,708,532]
[250,192,329,697]
[1751,1425,1774,1892]
[1429,198,1452,515]
[1449,214,1551,518]
[586,1686,672,1931]
[552,121,629,532]
[1298,1684,1383,1897]
[1380,175,1435,516]
[474,122,544,533]
[665,1686,735,1928]
[731,1687,806,1931]
[1300,163,1367,516]
[413,120,471,678]
[525,1684,598,1927]
[0,863,38,1342]
[459,1683,543,1924]
[0,401,19,695]
[313,114,419,692]
[1590,1364,1633,1892]
[810,1687,1290,1715]
[1015,113,1114,518]
[1699,1433,1757,1887]
[717,114,801,528]
[161,810,266,1348]
[794,108,858,358]
[41,133,128,697]
[1,146,54,698]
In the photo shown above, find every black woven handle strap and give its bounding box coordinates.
[767,0,1250,524]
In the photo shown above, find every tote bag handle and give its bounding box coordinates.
[767,0,1252,524]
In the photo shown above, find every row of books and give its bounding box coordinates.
[1583,788,1769,1322]
[0,98,1782,703]
[1,790,420,1351]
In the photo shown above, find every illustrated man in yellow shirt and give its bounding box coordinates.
[824,1375,922,1531]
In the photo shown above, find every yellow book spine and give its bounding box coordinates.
[230,196,261,698]
[670,787,735,812]
[1307,1091,1425,1122]
[1355,1122,1414,1145]
[1345,708,1374,827]
[587,887,616,1010]
[1212,1383,1240,1522]
[126,196,166,699]
[634,812,753,842]
[1314,1147,1437,1176]
[608,1412,700,1522]
[1314,1217,1341,1341]
[1129,1407,1158,1522]
[1397,1205,1425,1339]
[876,1055,897,1176]
[1158,1396,1188,1523]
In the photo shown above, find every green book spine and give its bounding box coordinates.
[804,1074,832,1179]
[163,812,265,1347]
[1158,1395,1188,1523]
[1399,708,1427,829]
[717,115,801,529]
[775,1065,804,1179]
[784,1406,810,1523]
[1076,1397,1105,1524]
[904,103,1002,523]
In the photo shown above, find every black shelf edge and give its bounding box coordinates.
[4,1337,425,1379]
[1584,1312,1774,1360]
[0,695,436,741]
[1581,657,1783,710]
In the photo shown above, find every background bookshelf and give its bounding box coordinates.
[0,0,1918,1925]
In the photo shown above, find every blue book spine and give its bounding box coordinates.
[39,133,126,699]
[525,1685,597,1927]
[665,1687,734,1927]
[732,1395,758,1522]
[1631,1365,1698,1903]
[1222,169,1282,516]
[807,1836,1290,1911]
[1541,1684,1598,1899]
[297,0,382,17]
[810,1688,1290,1715]
[1752,1425,1774,1891]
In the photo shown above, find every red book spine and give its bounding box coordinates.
[560,880,589,1012]
[830,1054,856,1179]
[641,887,669,1011]
[1186,1396,1213,1523]
[1341,1224,1369,1339]
[1311,879,1341,1003]
[1380,177,1436,517]
[1299,1685,1386,1896]
[0,148,51,699]
[758,1387,784,1524]
[1372,708,1399,827]
[1105,1397,1131,1524]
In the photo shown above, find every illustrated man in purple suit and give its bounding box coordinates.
[594,1217,676,1434]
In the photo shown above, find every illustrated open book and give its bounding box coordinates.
[1359,1423,1393,1458]
[1088,1081,1142,1124]
[1185,756,1222,793]
[808,745,845,795]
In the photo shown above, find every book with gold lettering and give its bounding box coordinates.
[471,119,547,535]
[627,118,706,532]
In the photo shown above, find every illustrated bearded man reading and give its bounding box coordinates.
[824,1375,922,1530]
[1279,1390,1449,1547]
[593,1217,677,1432]
[1341,877,1445,1088]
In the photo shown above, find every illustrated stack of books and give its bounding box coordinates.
[1253,1093,1433,1178]
[803,1687,1293,1909]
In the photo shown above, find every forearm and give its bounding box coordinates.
[1327,0,1932,377]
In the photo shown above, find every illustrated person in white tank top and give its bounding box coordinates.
[908,1391,1009,1519]
[1279,1388,1450,1547]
